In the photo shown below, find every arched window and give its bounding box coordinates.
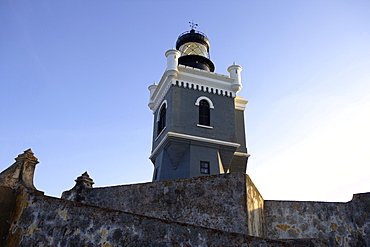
[157,104,166,136]
[199,99,210,126]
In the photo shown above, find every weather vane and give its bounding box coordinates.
[189,20,198,30]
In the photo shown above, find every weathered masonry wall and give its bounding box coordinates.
[264,193,370,246]
[0,186,17,246]
[3,150,370,246]
[5,189,297,247]
[62,173,264,237]
[246,175,265,237]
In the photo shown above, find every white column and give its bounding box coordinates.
[148,83,158,110]
[165,49,181,77]
[227,63,243,93]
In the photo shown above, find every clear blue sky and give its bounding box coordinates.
[1,1,369,202]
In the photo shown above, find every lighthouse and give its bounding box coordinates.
[148,25,249,181]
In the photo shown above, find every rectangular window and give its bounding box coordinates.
[200,161,210,174]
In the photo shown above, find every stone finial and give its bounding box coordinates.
[75,171,94,188]
[61,172,94,202]
[14,148,39,164]
[0,149,39,190]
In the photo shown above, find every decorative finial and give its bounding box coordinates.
[75,171,94,188]
[189,20,198,30]
[0,149,40,191]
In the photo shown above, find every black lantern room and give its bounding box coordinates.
[176,29,215,72]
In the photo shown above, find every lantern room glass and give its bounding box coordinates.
[179,42,209,58]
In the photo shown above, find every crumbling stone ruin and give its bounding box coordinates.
[0,149,369,246]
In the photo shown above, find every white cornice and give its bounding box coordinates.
[149,71,174,112]
[149,131,240,159]
[234,152,250,157]
[178,65,233,82]
[234,96,248,111]
[149,65,241,113]
[168,132,240,147]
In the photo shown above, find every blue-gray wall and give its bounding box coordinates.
[151,84,238,181]
[230,109,248,172]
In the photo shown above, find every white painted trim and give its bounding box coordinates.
[150,72,174,113]
[149,131,240,159]
[168,132,240,148]
[234,152,250,157]
[194,96,215,109]
[155,127,166,141]
[234,96,248,111]
[148,64,241,113]
[178,65,232,81]
[150,133,169,159]
[173,79,234,97]
[156,100,167,122]
[197,124,213,129]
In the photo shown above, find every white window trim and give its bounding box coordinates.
[197,124,214,129]
[194,96,214,109]
[156,100,167,122]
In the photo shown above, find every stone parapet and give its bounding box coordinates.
[264,193,370,246]
[6,191,299,247]
[62,172,264,237]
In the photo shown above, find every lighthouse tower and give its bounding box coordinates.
[148,26,249,181]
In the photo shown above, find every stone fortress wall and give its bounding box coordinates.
[264,193,370,246]
[2,187,290,247]
[62,171,370,246]
[1,150,369,246]
[62,172,264,237]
